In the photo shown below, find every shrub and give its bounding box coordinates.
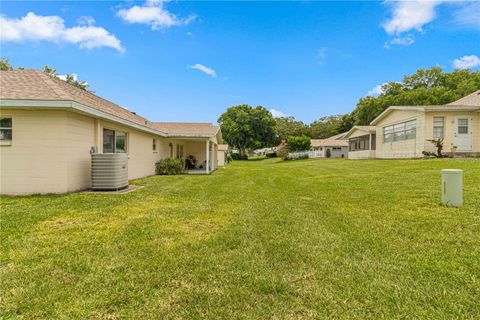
[277,149,289,160]
[231,153,248,160]
[287,136,311,152]
[326,148,331,158]
[265,152,277,158]
[226,154,233,163]
[155,158,185,175]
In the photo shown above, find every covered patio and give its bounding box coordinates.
[151,122,222,174]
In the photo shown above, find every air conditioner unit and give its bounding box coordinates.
[91,153,128,191]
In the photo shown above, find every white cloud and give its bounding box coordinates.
[117,0,196,30]
[367,83,386,97]
[453,55,480,69]
[383,0,443,35]
[190,64,217,78]
[270,109,288,118]
[77,16,95,26]
[452,1,480,27]
[0,12,124,52]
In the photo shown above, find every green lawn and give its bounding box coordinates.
[1,158,479,319]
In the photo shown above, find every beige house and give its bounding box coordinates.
[347,91,480,159]
[0,70,223,195]
[310,132,349,158]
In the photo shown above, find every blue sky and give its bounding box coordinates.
[1,1,479,123]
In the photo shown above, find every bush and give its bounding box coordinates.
[231,153,248,160]
[326,148,331,158]
[155,158,185,175]
[277,149,288,160]
[265,152,277,158]
[226,154,233,163]
[287,135,311,152]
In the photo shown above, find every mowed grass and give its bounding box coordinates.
[1,158,479,319]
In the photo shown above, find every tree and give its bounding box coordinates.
[42,65,90,91]
[349,67,480,126]
[287,135,311,152]
[218,105,276,157]
[0,58,13,71]
[309,115,345,138]
[275,116,309,143]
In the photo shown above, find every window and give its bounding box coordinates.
[458,119,468,134]
[332,147,341,150]
[383,119,416,143]
[433,117,444,139]
[176,144,184,158]
[152,139,157,152]
[103,128,126,153]
[0,117,12,142]
[349,135,371,151]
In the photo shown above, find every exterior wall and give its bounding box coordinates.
[424,112,480,153]
[375,110,425,159]
[0,109,165,195]
[96,119,163,180]
[0,110,69,195]
[348,150,375,159]
[311,146,349,158]
[218,151,226,166]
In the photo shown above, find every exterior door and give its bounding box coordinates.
[453,116,473,151]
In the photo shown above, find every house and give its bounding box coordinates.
[310,132,349,158]
[253,147,276,156]
[345,126,377,159]
[217,144,229,166]
[346,91,480,159]
[0,70,223,195]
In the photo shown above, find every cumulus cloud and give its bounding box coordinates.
[270,109,288,118]
[0,12,124,52]
[383,0,442,35]
[453,55,480,70]
[367,83,386,97]
[117,0,196,30]
[77,16,95,26]
[190,64,217,78]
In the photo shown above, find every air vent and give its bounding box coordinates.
[91,153,128,191]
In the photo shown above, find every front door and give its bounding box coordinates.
[453,116,473,151]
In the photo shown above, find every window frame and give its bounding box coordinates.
[152,138,157,152]
[457,118,469,135]
[0,117,13,145]
[433,117,444,139]
[103,128,127,153]
[383,119,416,143]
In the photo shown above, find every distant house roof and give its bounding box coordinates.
[328,132,348,140]
[370,90,480,125]
[345,126,376,138]
[311,139,348,147]
[151,122,220,138]
[218,144,229,151]
[0,70,221,139]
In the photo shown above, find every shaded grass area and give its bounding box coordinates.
[1,158,479,319]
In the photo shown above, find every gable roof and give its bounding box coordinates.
[0,70,221,139]
[345,126,376,138]
[447,90,480,106]
[370,91,480,125]
[311,138,348,147]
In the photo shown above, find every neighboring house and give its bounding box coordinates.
[310,132,349,158]
[253,147,276,156]
[217,144,229,166]
[346,91,480,159]
[0,70,223,195]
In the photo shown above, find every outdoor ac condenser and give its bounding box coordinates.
[91,153,128,191]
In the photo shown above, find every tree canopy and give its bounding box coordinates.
[275,116,310,143]
[218,105,276,156]
[0,58,13,71]
[287,135,311,152]
[346,67,480,126]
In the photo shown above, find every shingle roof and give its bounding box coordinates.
[0,70,221,138]
[0,70,151,127]
[447,90,480,106]
[218,144,229,151]
[151,122,220,137]
[311,139,348,147]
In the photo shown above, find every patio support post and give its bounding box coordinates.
[211,142,215,171]
[369,134,372,150]
[205,139,210,174]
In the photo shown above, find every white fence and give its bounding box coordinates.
[287,150,324,159]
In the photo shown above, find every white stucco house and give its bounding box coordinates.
[0,70,224,195]
[310,132,349,158]
[346,91,480,159]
